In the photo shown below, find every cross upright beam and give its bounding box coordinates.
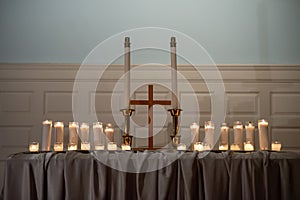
[130,85,171,149]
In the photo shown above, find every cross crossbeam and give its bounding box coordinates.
[130,85,171,149]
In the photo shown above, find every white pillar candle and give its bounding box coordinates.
[67,143,77,151]
[80,123,90,150]
[107,142,117,150]
[95,144,105,150]
[54,122,64,144]
[203,143,211,150]
[93,122,103,146]
[190,122,200,144]
[233,121,243,150]
[258,119,269,150]
[244,142,254,151]
[124,37,131,108]
[194,142,204,151]
[121,144,131,151]
[245,121,255,148]
[204,121,214,150]
[29,142,39,152]
[219,145,228,151]
[272,141,281,151]
[105,123,114,142]
[219,123,229,150]
[69,122,79,146]
[54,142,63,151]
[230,144,241,151]
[177,143,186,151]
[41,120,52,151]
[81,142,90,150]
[170,37,178,108]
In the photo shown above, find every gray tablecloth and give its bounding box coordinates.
[1,150,300,200]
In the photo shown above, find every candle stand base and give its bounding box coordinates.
[168,108,182,147]
[121,108,135,147]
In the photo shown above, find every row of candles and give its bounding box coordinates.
[29,120,132,152]
[185,119,282,151]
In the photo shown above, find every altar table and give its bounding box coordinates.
[1,150,300,200]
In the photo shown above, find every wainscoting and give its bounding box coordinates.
[0,63,299,157]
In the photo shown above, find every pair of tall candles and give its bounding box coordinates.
[123,37,179,108]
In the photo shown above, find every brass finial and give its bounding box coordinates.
[125,37,130,47]
[170,37,176,47]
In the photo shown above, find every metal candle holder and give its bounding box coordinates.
[120,108,135,146]
[168,108,182,147]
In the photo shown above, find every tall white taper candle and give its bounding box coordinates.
[170,37,178,108]
[258,119,269,150]
[124,37,131,108]
[41,120,52,151]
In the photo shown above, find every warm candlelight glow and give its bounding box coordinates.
[272,141,282,151]
[41,120,52,151]
[194,142,204,151]
[230,144,241,151]
[121,144,131,151]
[29,142,39,152]
[244,142,254,151]
[219,145,228,150]
[177,143,186,151]
[54,142,63,151]
[67,143,77,151]
[81,142,90,150]
[233,121,243,150]
[258,119,269,150]
[95,144,105,150]
[107,142,117,150]
[219,123,229,150]
[204,121,214,150]
[190,122,200,144]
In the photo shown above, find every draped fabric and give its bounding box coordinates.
[1,151,300,200]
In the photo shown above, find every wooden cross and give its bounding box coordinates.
[130,85,171,149]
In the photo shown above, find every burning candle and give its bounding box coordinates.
[233,121,243,150]
[124,37,131,108]
[258,119,269,150]
[54,142,63,151]
[230,144,241,151]
[41,120,52,151]
[194,142,204,151]
[95,144,105,150]
[107,142,117,150]
[244,141,254,151]
[219,123,229,150]
[121,144,131,151]
[54,122,64,145]
[203,143,211,150]
[245,121,255,149]
[69,122,79,147]
[190,122,200,144]
[204,121,214,150]
[80,123,90,150]
[67,143,77,151]
[105,123,114,142]
[29,142,39,152]
[272,141,281,151]
[177,143,187,151]
[170,37,178,108]
[93,122,103,147]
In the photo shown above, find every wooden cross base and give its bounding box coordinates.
[130,85,171,150]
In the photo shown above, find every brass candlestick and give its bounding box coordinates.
[168,108,182,147]
[121,108,135,146]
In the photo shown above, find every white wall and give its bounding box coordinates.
[0,0,300,64]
